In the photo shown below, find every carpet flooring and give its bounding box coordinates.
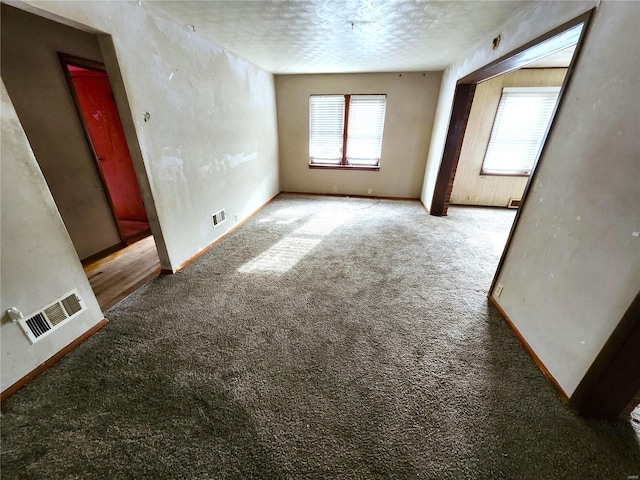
[2,194,639,479]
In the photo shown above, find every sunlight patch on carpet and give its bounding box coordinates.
[237,237,322,273]
[239,213,351,273]
[293,214,350,236]
[258,206,309,225]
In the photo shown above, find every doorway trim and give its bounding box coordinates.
[58,53,128,247]
[427,11,640,418]
[430,9,593,218]
[568,292,640,418]
[429,10,594,299]
[96,35,172,272]
[57,41,171,271]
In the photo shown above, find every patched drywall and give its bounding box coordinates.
[276,72,441,198]
[1,4,121,260]
[1,80,105,391]
[16,0,280,271]
[492,0,640,396]
[450,68,567,207]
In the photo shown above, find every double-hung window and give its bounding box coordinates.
[309,94,386,169]
[481,86,561,176]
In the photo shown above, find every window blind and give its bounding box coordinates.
[346,95,386,166]
[482,87,561,175]
[309,95,345,165]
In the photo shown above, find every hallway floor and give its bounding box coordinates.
[84,235,160,311]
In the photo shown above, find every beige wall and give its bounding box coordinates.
[492,0,640,396]
[1,80,105,391]
[1,4,121,260]
[276,72,442,198]
[450,68,567,207]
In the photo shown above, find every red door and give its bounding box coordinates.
[68,65,149,243]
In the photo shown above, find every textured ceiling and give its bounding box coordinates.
[151,0,538,74]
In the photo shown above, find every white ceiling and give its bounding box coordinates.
[151,0,538,74]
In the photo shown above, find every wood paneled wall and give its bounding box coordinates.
[450,68,567,207]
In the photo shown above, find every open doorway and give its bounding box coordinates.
[0,4,161,311]
[441,52,574,259]
[430,12,591,302]
[447,54,572,209]
[431,9,640,420]
[431,14,589,217]
[429,11,592,291]
[60,54,151,246]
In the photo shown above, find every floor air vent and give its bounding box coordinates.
[18,290,86,344]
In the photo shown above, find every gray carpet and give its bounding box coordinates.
[2,194,639,479]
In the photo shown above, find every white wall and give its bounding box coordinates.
[1,0,280,391]
[1,81,105,391]
[450,68,566,207]
[15,0,280,271]
[420,0,598,211]
[492,0,640,396]
[276,72,441,198]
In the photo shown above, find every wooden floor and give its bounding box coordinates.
[84,235,161,311]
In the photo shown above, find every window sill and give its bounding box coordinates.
[481,172,531,177]
[309,164,380,171]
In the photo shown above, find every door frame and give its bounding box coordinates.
[429,10,594,297]
[425,10,640,419]
[59,53,128,247]
[436,8,638,419]
[430,10,593,217]
[6,1,171,272]
[568,292,640,418]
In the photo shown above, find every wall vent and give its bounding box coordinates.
[508,198,522,209]
[17,290,86,344]
[212,209,226,228]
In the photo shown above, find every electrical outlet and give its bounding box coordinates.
[473,195,480,202]
[465,196,470,202]
[368,188,372,194]
[495,284,504,297]
[234,214,238,223]
[333,186,337,193]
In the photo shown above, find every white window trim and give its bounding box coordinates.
[481,86,561,176]
[309,94,386,170]
[309,95,345,165]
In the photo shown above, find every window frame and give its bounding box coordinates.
[480,86,561,177]
[309,94,386,171]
